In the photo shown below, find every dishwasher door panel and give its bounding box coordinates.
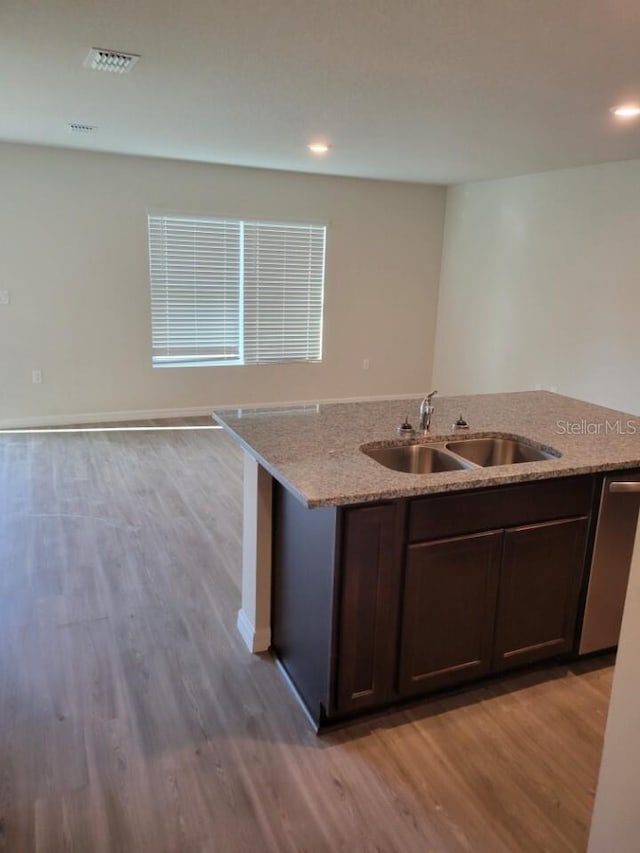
[579,471,640,655]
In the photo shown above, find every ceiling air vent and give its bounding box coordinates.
[83,47,140,74]
[67,123,97,134]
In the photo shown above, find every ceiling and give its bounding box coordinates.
[2,0,640,184]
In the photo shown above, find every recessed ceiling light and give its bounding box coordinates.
[308,142,331,155]
[611,104,640,118]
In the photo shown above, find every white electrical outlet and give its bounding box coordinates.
[0,290,9,305]
[32,369,42,384]
[362,358,370,370]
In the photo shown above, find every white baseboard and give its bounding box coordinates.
[213,390,423,412]
[0,405,217,430]
[1,392,424,430]
[236,608,271,653]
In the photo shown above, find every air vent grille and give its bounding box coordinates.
[84,48,140,74]
[67,123,97,134]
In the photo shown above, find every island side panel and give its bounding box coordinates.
[272,482,338,726]
[237,452,273,653]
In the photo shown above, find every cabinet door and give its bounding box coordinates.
[493,517,588,671]
[334,504,400,715]
[398,530,502,696]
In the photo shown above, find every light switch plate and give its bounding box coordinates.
[0,290,9,305]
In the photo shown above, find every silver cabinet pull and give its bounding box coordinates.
[609,482,640,493]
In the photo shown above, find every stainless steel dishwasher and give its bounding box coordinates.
[579,471,640,654]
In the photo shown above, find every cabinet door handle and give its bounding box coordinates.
[609,482,640,493]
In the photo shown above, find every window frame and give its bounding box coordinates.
[147,210,327,369]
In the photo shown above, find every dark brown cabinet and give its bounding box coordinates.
[493,517,589,670]
[335,503,400,713]
[396,514,590,705]
[272,475,596,727]
[399,531,502,694]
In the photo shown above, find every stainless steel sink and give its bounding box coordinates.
[445,436,560,467]
[363,443,472,474]
[363,433,561,475]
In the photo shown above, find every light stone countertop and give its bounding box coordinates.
[213,391,640,508]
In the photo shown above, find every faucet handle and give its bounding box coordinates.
[453,412,469,430]
[426,389,438,402]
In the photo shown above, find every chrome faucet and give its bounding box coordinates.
[419,390,438,432]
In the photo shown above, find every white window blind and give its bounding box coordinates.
[243,222,325,363]
[148,214,326,367]
[149,216,241,365]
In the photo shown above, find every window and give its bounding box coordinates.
[148,213,326,367]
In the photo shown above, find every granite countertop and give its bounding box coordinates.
[213,391,640,508]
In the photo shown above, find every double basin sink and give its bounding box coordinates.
[363,435,561,475]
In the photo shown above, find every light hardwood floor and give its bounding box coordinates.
[0,421,613,852]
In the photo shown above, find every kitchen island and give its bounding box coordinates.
[214,391,640,727]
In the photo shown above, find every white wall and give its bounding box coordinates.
[433,160,640,848]
[432,159,640,415]
[0,143,445,426]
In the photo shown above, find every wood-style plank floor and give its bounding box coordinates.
[0,420,613,852]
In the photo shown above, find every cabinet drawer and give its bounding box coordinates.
[408,476,594,542]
